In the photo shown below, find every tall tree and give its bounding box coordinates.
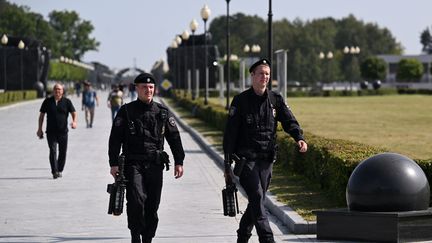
[0,1,99,60]
[420,27,432,54]
[0,0,57,58]
[207,13,401,85]
[209,13,266,57]
[48,10,99,60]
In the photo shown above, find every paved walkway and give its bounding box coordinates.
[0,92,323,242]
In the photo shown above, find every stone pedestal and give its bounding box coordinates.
[315,208,432,242]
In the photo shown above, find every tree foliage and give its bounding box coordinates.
[420,27,432,54]
[209,13,402,85]
[0,0,99,60]
[396,58,424,82]
[360,57,387,81]
[48,10,99,60]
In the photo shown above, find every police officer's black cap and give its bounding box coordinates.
[249,58,271,73]
[134,73,156,84]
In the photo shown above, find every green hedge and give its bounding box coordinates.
[172,90,228,132]
[0,90,37,105]
[397,88,432,95]
[48,61,88,81]
[171,91,432,205]
[276,132,387,203]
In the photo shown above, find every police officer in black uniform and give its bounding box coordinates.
[108,73,185,243]
[223,59,308,243]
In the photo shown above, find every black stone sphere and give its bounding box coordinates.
[33,81,45,98]
[346,153,430,212]
[360,81,369,90]
[372,80,382,90]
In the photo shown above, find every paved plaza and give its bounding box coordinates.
[0,91,328,242]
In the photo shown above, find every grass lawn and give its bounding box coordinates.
[286,95,432,160]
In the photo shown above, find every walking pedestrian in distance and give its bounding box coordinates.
[129,82,137,101]
[82,81,99,128]
[37,83,77,179]
[107,84,123,121]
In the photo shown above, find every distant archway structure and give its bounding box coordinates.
[114,67,146,83]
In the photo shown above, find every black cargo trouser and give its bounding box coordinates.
[46,132,68,174]
[237,160,274,243]
[124,161,164,240]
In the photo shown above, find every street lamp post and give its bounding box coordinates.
[243,44,250,56]
[190,19,199,100]
[243,44,251,89]
[319,51,333,83]
[252,44,261,58]
[344,46,361,91]
[226,0,231,110]
[182,30,190,97]
[267,0,273,90]
[244,44,261,62]
[175,36,182,89]
[170,40,178,89]
[18,40,25,91]
[1,34,8,91]
[201,4,211,105]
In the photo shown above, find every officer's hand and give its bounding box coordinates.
[298,140,308,153]
[174,165,183,179]
[110,166,119,179]
[71,121,77,129]
[224,168,234,185]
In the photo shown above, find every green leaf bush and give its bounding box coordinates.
[0,90,37,105]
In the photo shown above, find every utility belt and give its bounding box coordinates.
[126,150,170,171]
[237,150,275,162]
[231,150,276,177]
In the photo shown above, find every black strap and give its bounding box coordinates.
[158,108,168,149]
[123,104,132,156]
[267,90,277,108]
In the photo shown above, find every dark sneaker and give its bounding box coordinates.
[53,172,59,179]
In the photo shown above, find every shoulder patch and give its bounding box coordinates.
[229,106,236,116]
[168,117,176,127]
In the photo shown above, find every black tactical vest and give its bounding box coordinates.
[124,102,168,155]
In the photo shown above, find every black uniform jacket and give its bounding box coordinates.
[108,99,185,167]
[223,87,304,156]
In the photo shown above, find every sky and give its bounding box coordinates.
[8,0,432,72]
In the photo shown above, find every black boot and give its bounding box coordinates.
[142,236,152,243]
[258,236,276,243]
[131,231,141,243]
[237,235,251,243]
